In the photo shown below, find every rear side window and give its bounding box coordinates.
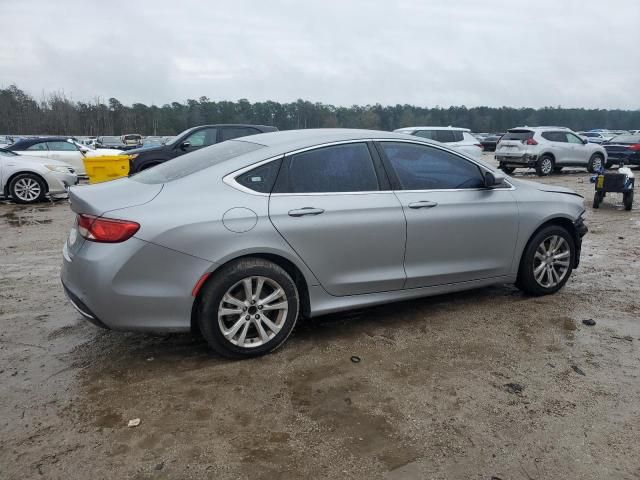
[381,142,484,190]
[221,127,261,142]
[26,142,48,151]
[133,140,264,184]
[275,143,379,193]
[47,141,78,151]
[503,130,534,141]
[235,159,282,193]
[542,132,567,142]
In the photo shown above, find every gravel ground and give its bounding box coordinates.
[1,158,639,479]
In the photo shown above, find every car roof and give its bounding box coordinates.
[394,126,471,132]
[508,126,572,131]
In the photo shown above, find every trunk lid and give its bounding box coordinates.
[68,177,163,216]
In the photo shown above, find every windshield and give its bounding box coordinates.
[133,140,264,184]
[503,130,534,141]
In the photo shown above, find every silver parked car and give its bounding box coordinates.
[496,126,607,176]
[61,129,587,358]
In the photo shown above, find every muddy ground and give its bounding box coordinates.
[1,159,639,480]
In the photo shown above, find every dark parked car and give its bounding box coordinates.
[480,133,504,152]
[126,124,278,173]
[603,134,640,167]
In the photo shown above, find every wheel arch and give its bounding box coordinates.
[190,252,312,334]
[516,215,578,276]
[4,170,49,198]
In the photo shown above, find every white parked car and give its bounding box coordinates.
[6,137,123,176]
[496,127,607,175]
[0,147,77,203]
[394,126,483,160]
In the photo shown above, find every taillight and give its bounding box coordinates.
[475,143,484,151]
[77,214,140,243]
[628,144,640,151]
[523,138,538,145]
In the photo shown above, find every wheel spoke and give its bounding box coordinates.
[242,278,253,302]
[223,318,245,339]
[261,315,281,334]
[219,307,243,317]
[237,321,250,345]
[253,277,265,302]
[254,319,270,343]
[554,251,569,260]
[223,293,246,309]
[259,288,283,306]
[262,300,287,312]
[534,263,546,275]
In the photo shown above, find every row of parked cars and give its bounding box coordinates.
[2,123,639,204]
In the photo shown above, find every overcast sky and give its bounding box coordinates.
[1,0,639,109]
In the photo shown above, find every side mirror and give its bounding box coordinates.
[484,170,506,188]
[582,138,588,144]
[180,141,191,150]
[80,147,89,154]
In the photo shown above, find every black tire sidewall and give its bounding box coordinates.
[9,173,46,204]
[197,258,299,358]
[518,225,575,296]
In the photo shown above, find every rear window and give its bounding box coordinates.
[609,135,640,143]
[502,130,534,141]
[133,140,264,184]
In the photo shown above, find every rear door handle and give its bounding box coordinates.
[288,207,325,217]
[408,201,438,209]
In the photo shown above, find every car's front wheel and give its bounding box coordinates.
[197,258,300,358]
[9,173,46,204]
[535,155,554,176]
[517,225,575,296]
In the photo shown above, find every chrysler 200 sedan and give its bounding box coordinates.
[61,129,588,358]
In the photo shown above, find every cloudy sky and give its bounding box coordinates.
[1,0,638,109]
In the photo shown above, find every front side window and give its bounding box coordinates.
[276,143,379,193]
[566,133,584,144]
[47,141,78,151]
[381,142,484,190]
[26,142,48,151]
[221,127,260,142]
[235,159,282,193]
[185,128,217,147]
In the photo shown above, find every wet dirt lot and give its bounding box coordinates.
[1,161,639,479]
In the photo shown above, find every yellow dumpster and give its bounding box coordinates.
[83,155,131,184]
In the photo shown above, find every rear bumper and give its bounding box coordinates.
[61,236,214,332]
[495,154,538,167]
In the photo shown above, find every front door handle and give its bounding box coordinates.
[408,200,438,209]
[288,207,325,217]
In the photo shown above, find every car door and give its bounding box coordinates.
[176,127,218,157]
[541,132,570,164]
[377,141,519,288]
[565,132,588,165]
[46,141,85,173]
[268,141,407,296]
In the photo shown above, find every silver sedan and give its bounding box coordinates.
[61,129,587,358]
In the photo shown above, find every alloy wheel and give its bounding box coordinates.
[217,276,288,348]
[533,235,570,288]
[14,177,42,202]
[541,158,553,175]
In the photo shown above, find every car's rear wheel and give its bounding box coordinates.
[499,164,515,174]
[9,173,46,204]
[536,155,554,176]
[517,225,575,296]
[587,154,604,173]
[197,258,300,358]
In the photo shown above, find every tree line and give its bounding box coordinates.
[0,84,638,136]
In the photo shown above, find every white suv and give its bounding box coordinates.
[496,127,607,176]
[394,126,483,160]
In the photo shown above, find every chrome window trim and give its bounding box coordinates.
[223,138,515,195]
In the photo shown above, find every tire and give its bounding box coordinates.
[499,164,515,174]
[8,173,46,204]
[587,154,604,173]
[516,225,575,296]
[623,190,633,211]
[535,155,554,176]
[197,258,300,358]
[593,191,603,209]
